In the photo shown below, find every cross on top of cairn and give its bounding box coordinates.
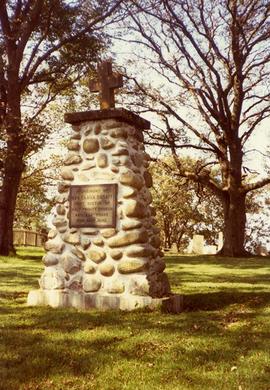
[89,60,123,110]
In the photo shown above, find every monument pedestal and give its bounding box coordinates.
[28,108,175,311]
[27,289,163,311]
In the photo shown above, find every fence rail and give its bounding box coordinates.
[13,229,47,247]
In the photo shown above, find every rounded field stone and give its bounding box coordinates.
[56,204,66,216]
[64,154,82,166]
[122,219,142,231]
[107,280,125,294]
[84,260,96,274]
[119,171,144,190]
[129,276,149,296]
[126,245,154,258]
[87,249,106,263]
[80,236,91,250]
[143,171,153,188]
[111,166,119,173]
[122,187,137,199]
[47,229,57,239]
[60,253,81,274]
[44,239,64,254]
[110,249,123,260]
[124,200,146,219]
[100,136,115,150]
[112,148,129,156]
[61,167,74,181]
[42,253,59,266]
[118,258,147,274]
[150,235,161,248]
[83,276,102,292]
[92,237,104,246]
[108,230,148,248]
[67,140,80,151]
[131,152,144,168]
[99,263,115,277]
[83,138,99,153]
[94,124,102,134]
[97,153,108,168]
[101,228,117,238]
[63,233,80,245]
[58,182,70,193]
[39,269,66,290]
[71,247,86,261]
[110,128,128,138]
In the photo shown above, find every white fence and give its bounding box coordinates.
[13,229,47,247]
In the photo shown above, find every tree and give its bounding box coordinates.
[0,0,123,255]
[150,157,223,252]
[121,0,270,256]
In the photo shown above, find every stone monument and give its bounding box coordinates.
[27,61,173,311]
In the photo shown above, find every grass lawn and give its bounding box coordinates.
[0,247,270,390]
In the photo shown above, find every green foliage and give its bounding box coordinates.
[150,157,223,250]
[1,249,270,389]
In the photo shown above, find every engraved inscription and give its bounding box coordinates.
[69,184,117,228]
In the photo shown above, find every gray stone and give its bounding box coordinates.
[81,161,96,170]
[44,239,64,254]
[108,230,148,248]
[94,123,102,134]
[99,263,115,277]
[64,154,82,165]
[55,194,69,204]
[83,276,102,292]
[47,229,57,239]
[80,236,91,250]
[110,128,128,138]
[122,187,137,198]
[120,171,144,190]
[71,247,86,261]
[58,182,70,193]
[126,245,153,257]
[101,228,117,238]
[143,171,153,188]
[131,152,144,168]
[60,253,81,274]
[63,233,80,245]
[118,258,147,274]
[107,280,125,294]
[83,138,99,153]
[39,268,66,290]
[129,276,149,296]
[122,219,142,231]
[84,260,96,274]
[111,166,119,173]
[42,253,59,267]
[92,237,104,246]
[112,148,129,156]
[87,249,106,263]
[161,295,184,314]
[149,235,161,248]
[110,249,123,260]
[56,204,66,216]
[67,140,80,151]
[61,167,74,181]
[124,200,146,218]
[100,136,115,150]
[97,153,108,168]
[70,132,81,140]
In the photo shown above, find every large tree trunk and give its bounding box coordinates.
[0,141,25,255]
[218,191,248,257]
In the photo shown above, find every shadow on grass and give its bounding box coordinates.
[165,255,270,269]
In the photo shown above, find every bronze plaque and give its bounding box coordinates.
[69,184,117,228]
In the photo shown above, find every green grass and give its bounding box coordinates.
[1,248,270,390]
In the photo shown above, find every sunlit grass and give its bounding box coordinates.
[1,248,270,389]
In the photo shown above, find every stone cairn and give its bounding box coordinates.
[28,61,174,311]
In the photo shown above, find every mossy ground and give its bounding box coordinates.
[1,247,270,389]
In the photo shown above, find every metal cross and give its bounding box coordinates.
[89,60,123,109]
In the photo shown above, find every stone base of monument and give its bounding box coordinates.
[27,290,165,311]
